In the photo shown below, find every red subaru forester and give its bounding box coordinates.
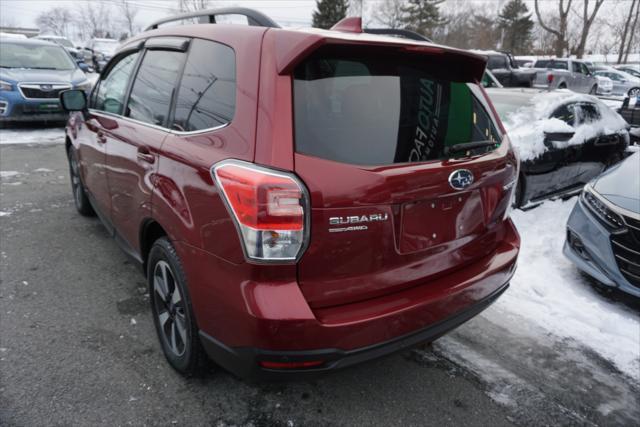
[59,9,520,379]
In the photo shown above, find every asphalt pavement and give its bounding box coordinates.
[1,143,638,426]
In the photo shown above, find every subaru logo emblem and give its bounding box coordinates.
[448,169,474,190]
[40,84,53,91]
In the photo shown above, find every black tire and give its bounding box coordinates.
[589,85,597,95]
[67,147,95,216]
[512,178,524,209]
[628,87,640,97]
[558,83,567,89]
[148,237,207,376]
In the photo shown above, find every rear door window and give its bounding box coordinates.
[293,48,501,166]
[172,39,236,132]
[126,50,185,127]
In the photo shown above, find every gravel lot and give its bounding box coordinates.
[1,141,638,426]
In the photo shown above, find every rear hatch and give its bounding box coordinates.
[292,44,517,308]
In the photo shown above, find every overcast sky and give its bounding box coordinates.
[0,0,635,32]
[0,0,317,28]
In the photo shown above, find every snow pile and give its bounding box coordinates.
[0,128,65,145]
[491,198,640,380]
[504,90,629,161]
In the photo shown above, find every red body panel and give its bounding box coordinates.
[104,116,166,252]
[66,22,520,377]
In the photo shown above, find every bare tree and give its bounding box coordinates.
[374,0,406,29]
[349,0,364,16]
[119,0,139,37]
[572,0,605,58]
[534,0,572,57]
[623,0,640,62]
[178,0,211,12]
[36,7,73,36]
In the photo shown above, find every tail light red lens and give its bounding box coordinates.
[212,160,309,263]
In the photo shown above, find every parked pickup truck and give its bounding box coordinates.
[532,58,599,94]
[473,50,537,87]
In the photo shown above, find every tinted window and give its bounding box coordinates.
[572,62,581,73]
[487,55,507,70]
[126,50,184,127]
[93,52,140,114]
[172,39,236,132]
[294,49,501,166]
[551,104,577,126]
[577,103,600,124]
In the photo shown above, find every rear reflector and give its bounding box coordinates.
[212,160,309,263]
[259,360,325,370]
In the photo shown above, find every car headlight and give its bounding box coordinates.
[581,184,625,230]
[75,80,93,91]
[0,80,13,91]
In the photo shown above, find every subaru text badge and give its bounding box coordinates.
[448,169,474,190]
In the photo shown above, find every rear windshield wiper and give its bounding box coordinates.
[444,141,499,156]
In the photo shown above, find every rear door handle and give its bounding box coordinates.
[137,147,155,164]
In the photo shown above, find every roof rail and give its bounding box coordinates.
[145,7,281,31]
[363,28,432,43]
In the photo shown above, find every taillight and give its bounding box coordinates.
[211,160,309,263]
[547,73,554,84]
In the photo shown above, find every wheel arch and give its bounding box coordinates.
[140,219,169,276]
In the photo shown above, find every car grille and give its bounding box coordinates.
[18,84,70,100]
[611,215,640,288]
[0,100,7,115]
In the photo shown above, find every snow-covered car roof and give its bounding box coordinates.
[487,89,629,161]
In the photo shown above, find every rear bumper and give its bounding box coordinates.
[176,219,519,380]
[199,283,509,381]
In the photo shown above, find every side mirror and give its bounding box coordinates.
[60,89,87,112]
[544,131,575,142]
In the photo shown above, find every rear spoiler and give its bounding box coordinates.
[271,31,487,82]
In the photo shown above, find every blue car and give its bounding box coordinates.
[564,151,640,297]
[0,37,92,125]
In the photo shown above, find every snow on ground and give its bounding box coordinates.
[489,198,640,380]
[0,127,65,145]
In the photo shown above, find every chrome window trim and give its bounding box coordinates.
[18,83,71,100]
[88,108,230,135]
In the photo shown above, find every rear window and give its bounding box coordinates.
[293,48,501,166]
[535,60,568,70]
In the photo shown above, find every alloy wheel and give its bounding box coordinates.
[152,260,188,357]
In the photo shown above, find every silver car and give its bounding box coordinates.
[565,151,640,298]
[594,67,640,97]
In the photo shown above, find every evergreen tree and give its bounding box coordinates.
[498,0,534,54]
[312,0,349,29]
[401,0,446,39]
